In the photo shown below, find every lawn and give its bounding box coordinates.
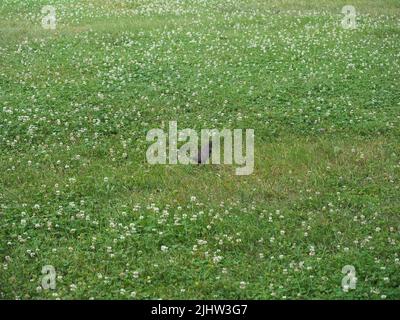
[0,0,399,299]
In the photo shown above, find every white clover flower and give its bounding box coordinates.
[212,256,222,263]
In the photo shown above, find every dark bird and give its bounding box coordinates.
[195,140,213,164]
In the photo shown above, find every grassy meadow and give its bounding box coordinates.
[0,0,399,299]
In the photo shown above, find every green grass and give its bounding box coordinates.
[0,0,399,299]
